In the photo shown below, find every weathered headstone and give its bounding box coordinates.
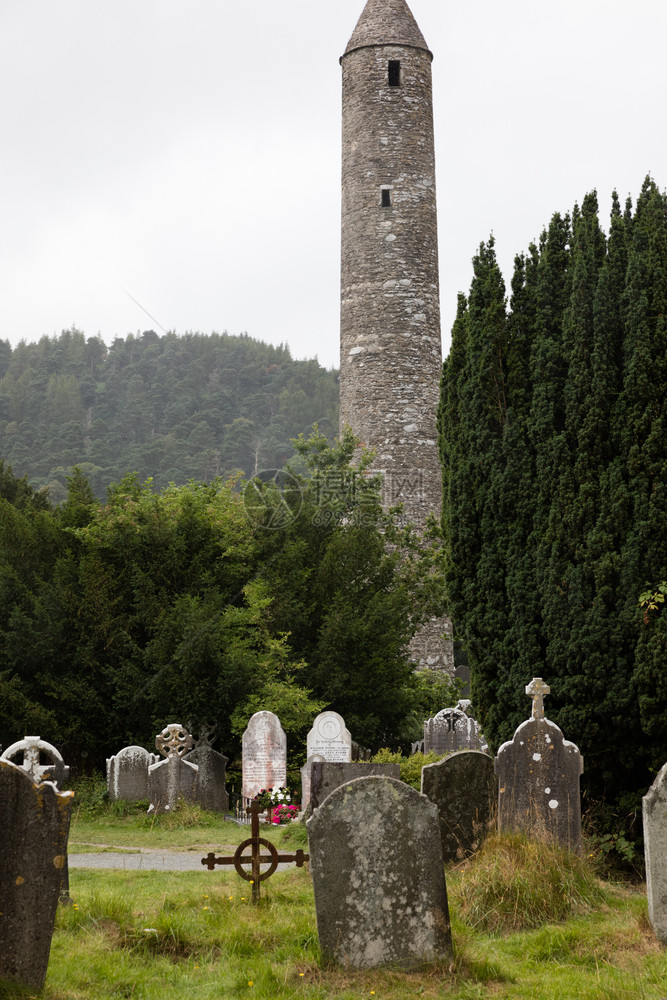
[307,710,352,762]
[308,761,400,814]
[0,760,74,990]
[147,723,198,814]
[300,712,352,809]
[421,750,497,863]
[1,735,71,789]
[186,734,229,812]
[307,776,453,969]
[241,711,287,801]
[300,753,326,810]
[643,760,667,944]
[106,745,158,802]
[495,678,584,852]
[424,700,488,755]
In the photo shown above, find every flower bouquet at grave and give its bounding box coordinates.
[271,803,300,824]
[253,786,298,817]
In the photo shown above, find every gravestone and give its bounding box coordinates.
[186,733,229,812]
[421,750,497,863]
[106,745,158,802]
[495,678,584,852]
[424,700,488,755]
[1,735,71,789]
[300,753,326,810]
[643,760,667,944]
[0,760,74,990]
[307,710,352,762]
[308,761,400,814]
[241,711,287,801]
[307,776,453,969]
[147,723,198,814]
[301,712,352,809]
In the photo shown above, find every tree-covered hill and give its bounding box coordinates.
[0,329,339,501]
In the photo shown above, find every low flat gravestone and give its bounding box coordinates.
[308,761,400,813]
[307,776,453,970]
[0,760,74,991]
[421,750,497,863]
[148,723,198,813]
[424,700,488,755]
[106,745,158,802]
[495,678,583,852]
[241,711,286,801]
[643,760,667,944]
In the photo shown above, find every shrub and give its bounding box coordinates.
[371,748,446,789]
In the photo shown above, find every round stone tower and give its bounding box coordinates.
[340,0,453,673]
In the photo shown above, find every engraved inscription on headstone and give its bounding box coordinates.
[307,711,352,763]
[242,711,287,801]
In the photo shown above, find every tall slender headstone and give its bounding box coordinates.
[241,711,287,801]
[0,760,74,991]
[643,761,667,944]
[495,678,584,852]
[307,776,452,969]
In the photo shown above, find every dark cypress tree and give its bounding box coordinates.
[440,181,667,836]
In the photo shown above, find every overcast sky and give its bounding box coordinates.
[1,0,665,371]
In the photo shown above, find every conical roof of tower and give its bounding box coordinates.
[343,0,431,57]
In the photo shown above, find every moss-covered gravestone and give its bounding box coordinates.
[307,776,452,969]
[0,760,74,991]
[421,750,496,863]
[495,678,583,852]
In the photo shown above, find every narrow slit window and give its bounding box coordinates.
[381,188,392,207]
[388,60,401,87]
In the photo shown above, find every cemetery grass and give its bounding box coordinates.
[21,827,666,1000]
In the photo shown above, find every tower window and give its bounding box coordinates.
[381,188,392,207]
[388,60,401,87]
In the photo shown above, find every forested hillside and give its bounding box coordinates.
[0,329,339,501]
[439,177,667,839]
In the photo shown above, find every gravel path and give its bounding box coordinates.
[68,847,302,873]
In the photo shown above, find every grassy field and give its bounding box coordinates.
[4,807,666,1000]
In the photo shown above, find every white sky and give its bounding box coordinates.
[1,0,665,371]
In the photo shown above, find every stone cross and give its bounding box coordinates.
[156,724,194,758]
[526,677,551,719]
[1,736,70,787]
[202,801,309,903]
